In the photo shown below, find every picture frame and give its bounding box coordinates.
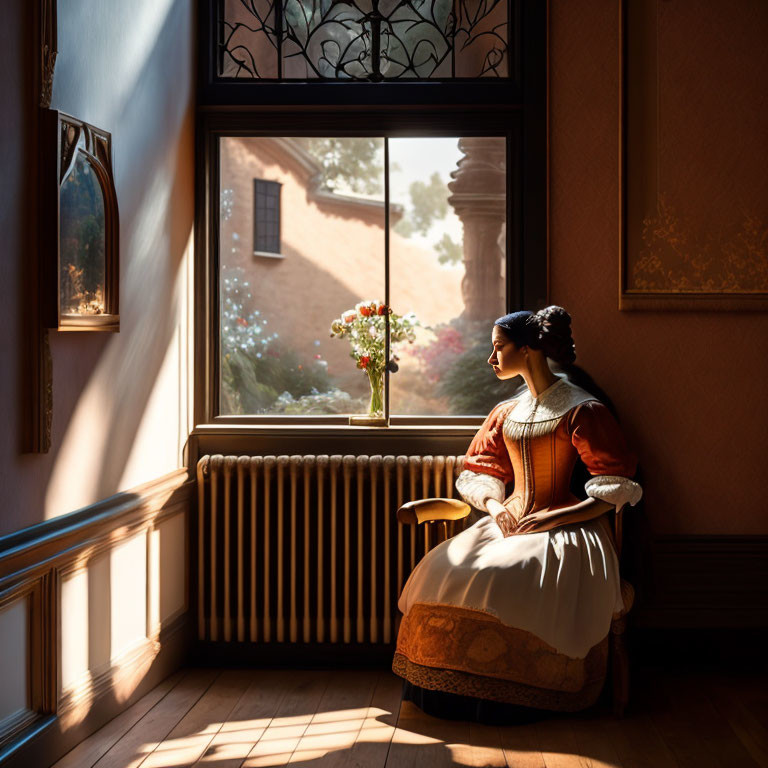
[619,0,768,311]
[42,110,120,331]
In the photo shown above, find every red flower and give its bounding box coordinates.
[359,306,371,317]
[377,304,388,315]
[342,312,356,323]
[236,317,248,327]
[358,355,370,369]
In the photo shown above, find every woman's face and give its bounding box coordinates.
[488,326,526,379]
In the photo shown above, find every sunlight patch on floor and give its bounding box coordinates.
[133,703,422,767]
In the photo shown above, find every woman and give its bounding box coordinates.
[392,306,642,721]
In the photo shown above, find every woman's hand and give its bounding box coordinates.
[485,499,506,519]
[485,499,516,537]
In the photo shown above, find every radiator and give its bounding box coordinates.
[196,454,470,644]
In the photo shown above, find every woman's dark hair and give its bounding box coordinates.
[494,305,617,416]
[493,305,575,365]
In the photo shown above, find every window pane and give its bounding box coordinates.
[253,179,281,254]
[389,137,509,416]
[219,137,385,416]
[220,0,278,78]
[219,1,509,80]
[59,152,107,315]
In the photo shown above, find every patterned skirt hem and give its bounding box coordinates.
[392,653,605,712]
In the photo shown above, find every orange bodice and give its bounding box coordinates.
[461,386,637,534]
[500,417,583,521]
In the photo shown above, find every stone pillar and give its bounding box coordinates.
[447,138,506,329]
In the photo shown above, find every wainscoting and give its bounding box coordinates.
[0,469,194,768]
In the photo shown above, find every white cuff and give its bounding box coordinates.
[456,469,506,513]
[585,475,642,509]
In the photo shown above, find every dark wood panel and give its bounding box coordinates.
[635,535,768,629]
[0,469,194,768]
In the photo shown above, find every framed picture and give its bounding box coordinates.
[42,110,119,330]
[619,0,768,310]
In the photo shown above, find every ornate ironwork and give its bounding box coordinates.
[220,0,508,80]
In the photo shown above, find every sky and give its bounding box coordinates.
[388,136,464,248]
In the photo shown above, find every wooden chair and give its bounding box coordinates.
[396,498,633,717]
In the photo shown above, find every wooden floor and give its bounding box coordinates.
[51,666,768,768]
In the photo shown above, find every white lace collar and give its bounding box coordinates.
[505,376,597,425]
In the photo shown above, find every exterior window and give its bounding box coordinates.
[253,179,281,255]
[219,136,507,417]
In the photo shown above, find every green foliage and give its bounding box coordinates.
[271,388,367,415]
[434,232,463,265]
[393,215,416,238]
[220,263,335,415]
[436,326,522,415]
[396,172,449,236]
[295,137,383,195]
[222,342,334,415]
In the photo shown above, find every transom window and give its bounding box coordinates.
[219,0,510,80]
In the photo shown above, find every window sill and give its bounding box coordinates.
[191,422,481,438]
[253,250,284,259]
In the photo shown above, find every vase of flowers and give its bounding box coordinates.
[330,301,419,422]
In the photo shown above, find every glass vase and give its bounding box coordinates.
[366,367,384,417]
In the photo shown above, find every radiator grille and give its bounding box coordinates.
[196,455,469,644]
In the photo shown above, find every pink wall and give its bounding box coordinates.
[549,0,767,534]
[0,0,195,536]
[2,0,763,538]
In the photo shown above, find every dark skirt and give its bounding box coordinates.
[402,680,548,726]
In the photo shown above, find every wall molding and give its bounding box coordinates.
[1,618,190,768]
[57,616,185,727]
[0,469,191,587]
[0,469,193,767]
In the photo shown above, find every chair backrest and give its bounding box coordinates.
[613,507,624,558]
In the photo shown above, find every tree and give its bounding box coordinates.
[394,172,448,236]
[295,137,383,195]
[295,141,465,265]
[434,232,463,265]
[410,172,449,234]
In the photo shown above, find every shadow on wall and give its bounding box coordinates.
[38,0,194,522]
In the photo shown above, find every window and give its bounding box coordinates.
[196,1,546,429]
[253,179,281,256]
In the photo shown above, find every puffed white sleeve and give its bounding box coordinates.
[455,401,515,513]
[569,401,643,510]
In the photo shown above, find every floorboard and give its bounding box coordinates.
[341,670,402,768]
[241,670,331,767]
[51,671,186,768]
[196,670,304,768]
[289,669,379,766]
[56,667,768,768]
[91,668,219,768]
[141,669,254,768]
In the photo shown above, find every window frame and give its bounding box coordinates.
[193,0,547,436]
